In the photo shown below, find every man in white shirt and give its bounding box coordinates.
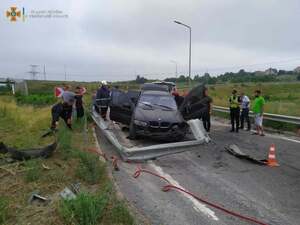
[240,92,251,131]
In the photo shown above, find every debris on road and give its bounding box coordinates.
[70,182,81,194]
[0,142,57,161]
[60,187,77,200]
[28,191,50,205]
[225,144,267,165]
[42,163,51,170]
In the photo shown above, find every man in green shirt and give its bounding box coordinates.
[252,90,265,136]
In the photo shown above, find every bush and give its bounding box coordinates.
[76,152,105,184]
[59,192,108,225]
[24,159,42,182]
[0,197,9,225]
[15,93,56,106]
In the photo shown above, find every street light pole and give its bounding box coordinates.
[174,20,192,90]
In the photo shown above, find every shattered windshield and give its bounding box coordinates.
[138,94,177,110]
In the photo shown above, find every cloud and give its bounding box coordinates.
[0,0,300,81]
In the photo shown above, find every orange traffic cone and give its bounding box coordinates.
[267,144,279,167]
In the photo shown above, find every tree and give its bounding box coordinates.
[177,75,188,83]
[164,77,177,82]
[135,75,147,84]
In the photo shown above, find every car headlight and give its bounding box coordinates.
[134,120,148,126]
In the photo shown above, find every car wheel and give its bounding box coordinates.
[129,120,137,139]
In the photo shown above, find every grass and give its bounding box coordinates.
[0,95,136,225]
[59,192,108,225]
[205,82,300,117]
[107,201,135,225]
[0,96,52,148]
[15,93,57,106]
[76,151,106,185]
[57,125,74,160]
[0,197,9,225]
[24,159,42,182]
[23,80,300,117]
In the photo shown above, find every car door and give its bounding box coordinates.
[109,89,136,125]
[127,90,140,105]
[179,84,208,120]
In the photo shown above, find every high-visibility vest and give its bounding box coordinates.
[229,95,239,108]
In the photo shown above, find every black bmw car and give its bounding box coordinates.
[109,84,207,141]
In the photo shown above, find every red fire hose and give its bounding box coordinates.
[133,165,269,225]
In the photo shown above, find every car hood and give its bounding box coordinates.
[134,107,183,123]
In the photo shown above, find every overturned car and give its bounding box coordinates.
[108,83,208,141]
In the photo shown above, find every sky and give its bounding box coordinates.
[1,0,300,81]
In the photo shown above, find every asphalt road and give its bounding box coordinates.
[96,120,300,225]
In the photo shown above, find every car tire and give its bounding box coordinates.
[129,120,137,139]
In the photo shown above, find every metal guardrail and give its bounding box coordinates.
[213,106,300,125]
[91,109,209,161]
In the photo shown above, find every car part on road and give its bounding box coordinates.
[60,187,77,200]
[225,144,267,165]
[92,109,208,161]
[0,142,57,161]
[28,191,50,205]
[187,119,210,143]
[133,164,269,225]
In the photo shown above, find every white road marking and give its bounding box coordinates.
[266,133,300,144]
[149,162,219,221]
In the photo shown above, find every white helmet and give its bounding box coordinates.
[101,80,107,85]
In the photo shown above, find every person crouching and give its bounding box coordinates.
[51,91,75,130]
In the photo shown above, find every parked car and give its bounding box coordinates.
[152,81,176,92]
[109,83,207,141]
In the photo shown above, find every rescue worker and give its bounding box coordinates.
[229,89,240,132]
[51,91,75,130]
[96,80,110,120]
[240,92,251,131]
[202,87,213,132]
[252,90,265,136]
[74,86,84,118]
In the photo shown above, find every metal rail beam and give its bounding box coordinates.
[91,109,208,161]
[213,106,300,125]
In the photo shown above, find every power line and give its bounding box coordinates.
[64,65,67,81]
[28,65,39,80]
[43,65,46,80]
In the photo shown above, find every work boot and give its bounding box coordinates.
[235,128,239,133]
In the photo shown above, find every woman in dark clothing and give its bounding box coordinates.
[75,86,84,118]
